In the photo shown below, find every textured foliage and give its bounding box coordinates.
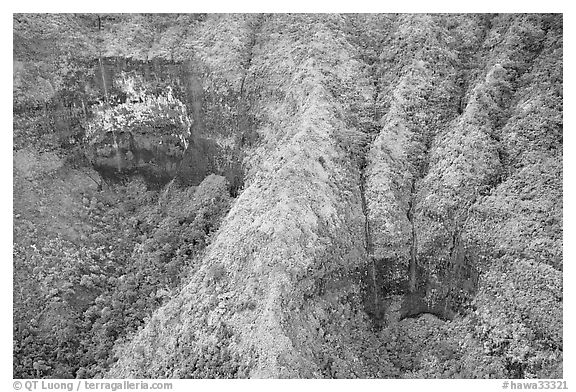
[14,13,562,380]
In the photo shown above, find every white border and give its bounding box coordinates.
[2,5,573,391]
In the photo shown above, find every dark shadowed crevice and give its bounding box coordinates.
[357,134,381,322]
[180,15,264,195]
[407,178,418,294]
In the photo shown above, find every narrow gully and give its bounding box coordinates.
[357,133,380,320]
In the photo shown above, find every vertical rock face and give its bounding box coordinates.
[80,57,249,187]
[13,15,246,188]
[14,13,562,379]
[85,70,192,183]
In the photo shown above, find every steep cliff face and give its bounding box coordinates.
[14,13,562,379]
[13,15,246,190]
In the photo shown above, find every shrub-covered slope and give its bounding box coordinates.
[13,13,562,379]
[110,14,393,378]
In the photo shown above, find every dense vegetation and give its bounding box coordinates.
[14,13,562,379]
[13,168,233,377]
